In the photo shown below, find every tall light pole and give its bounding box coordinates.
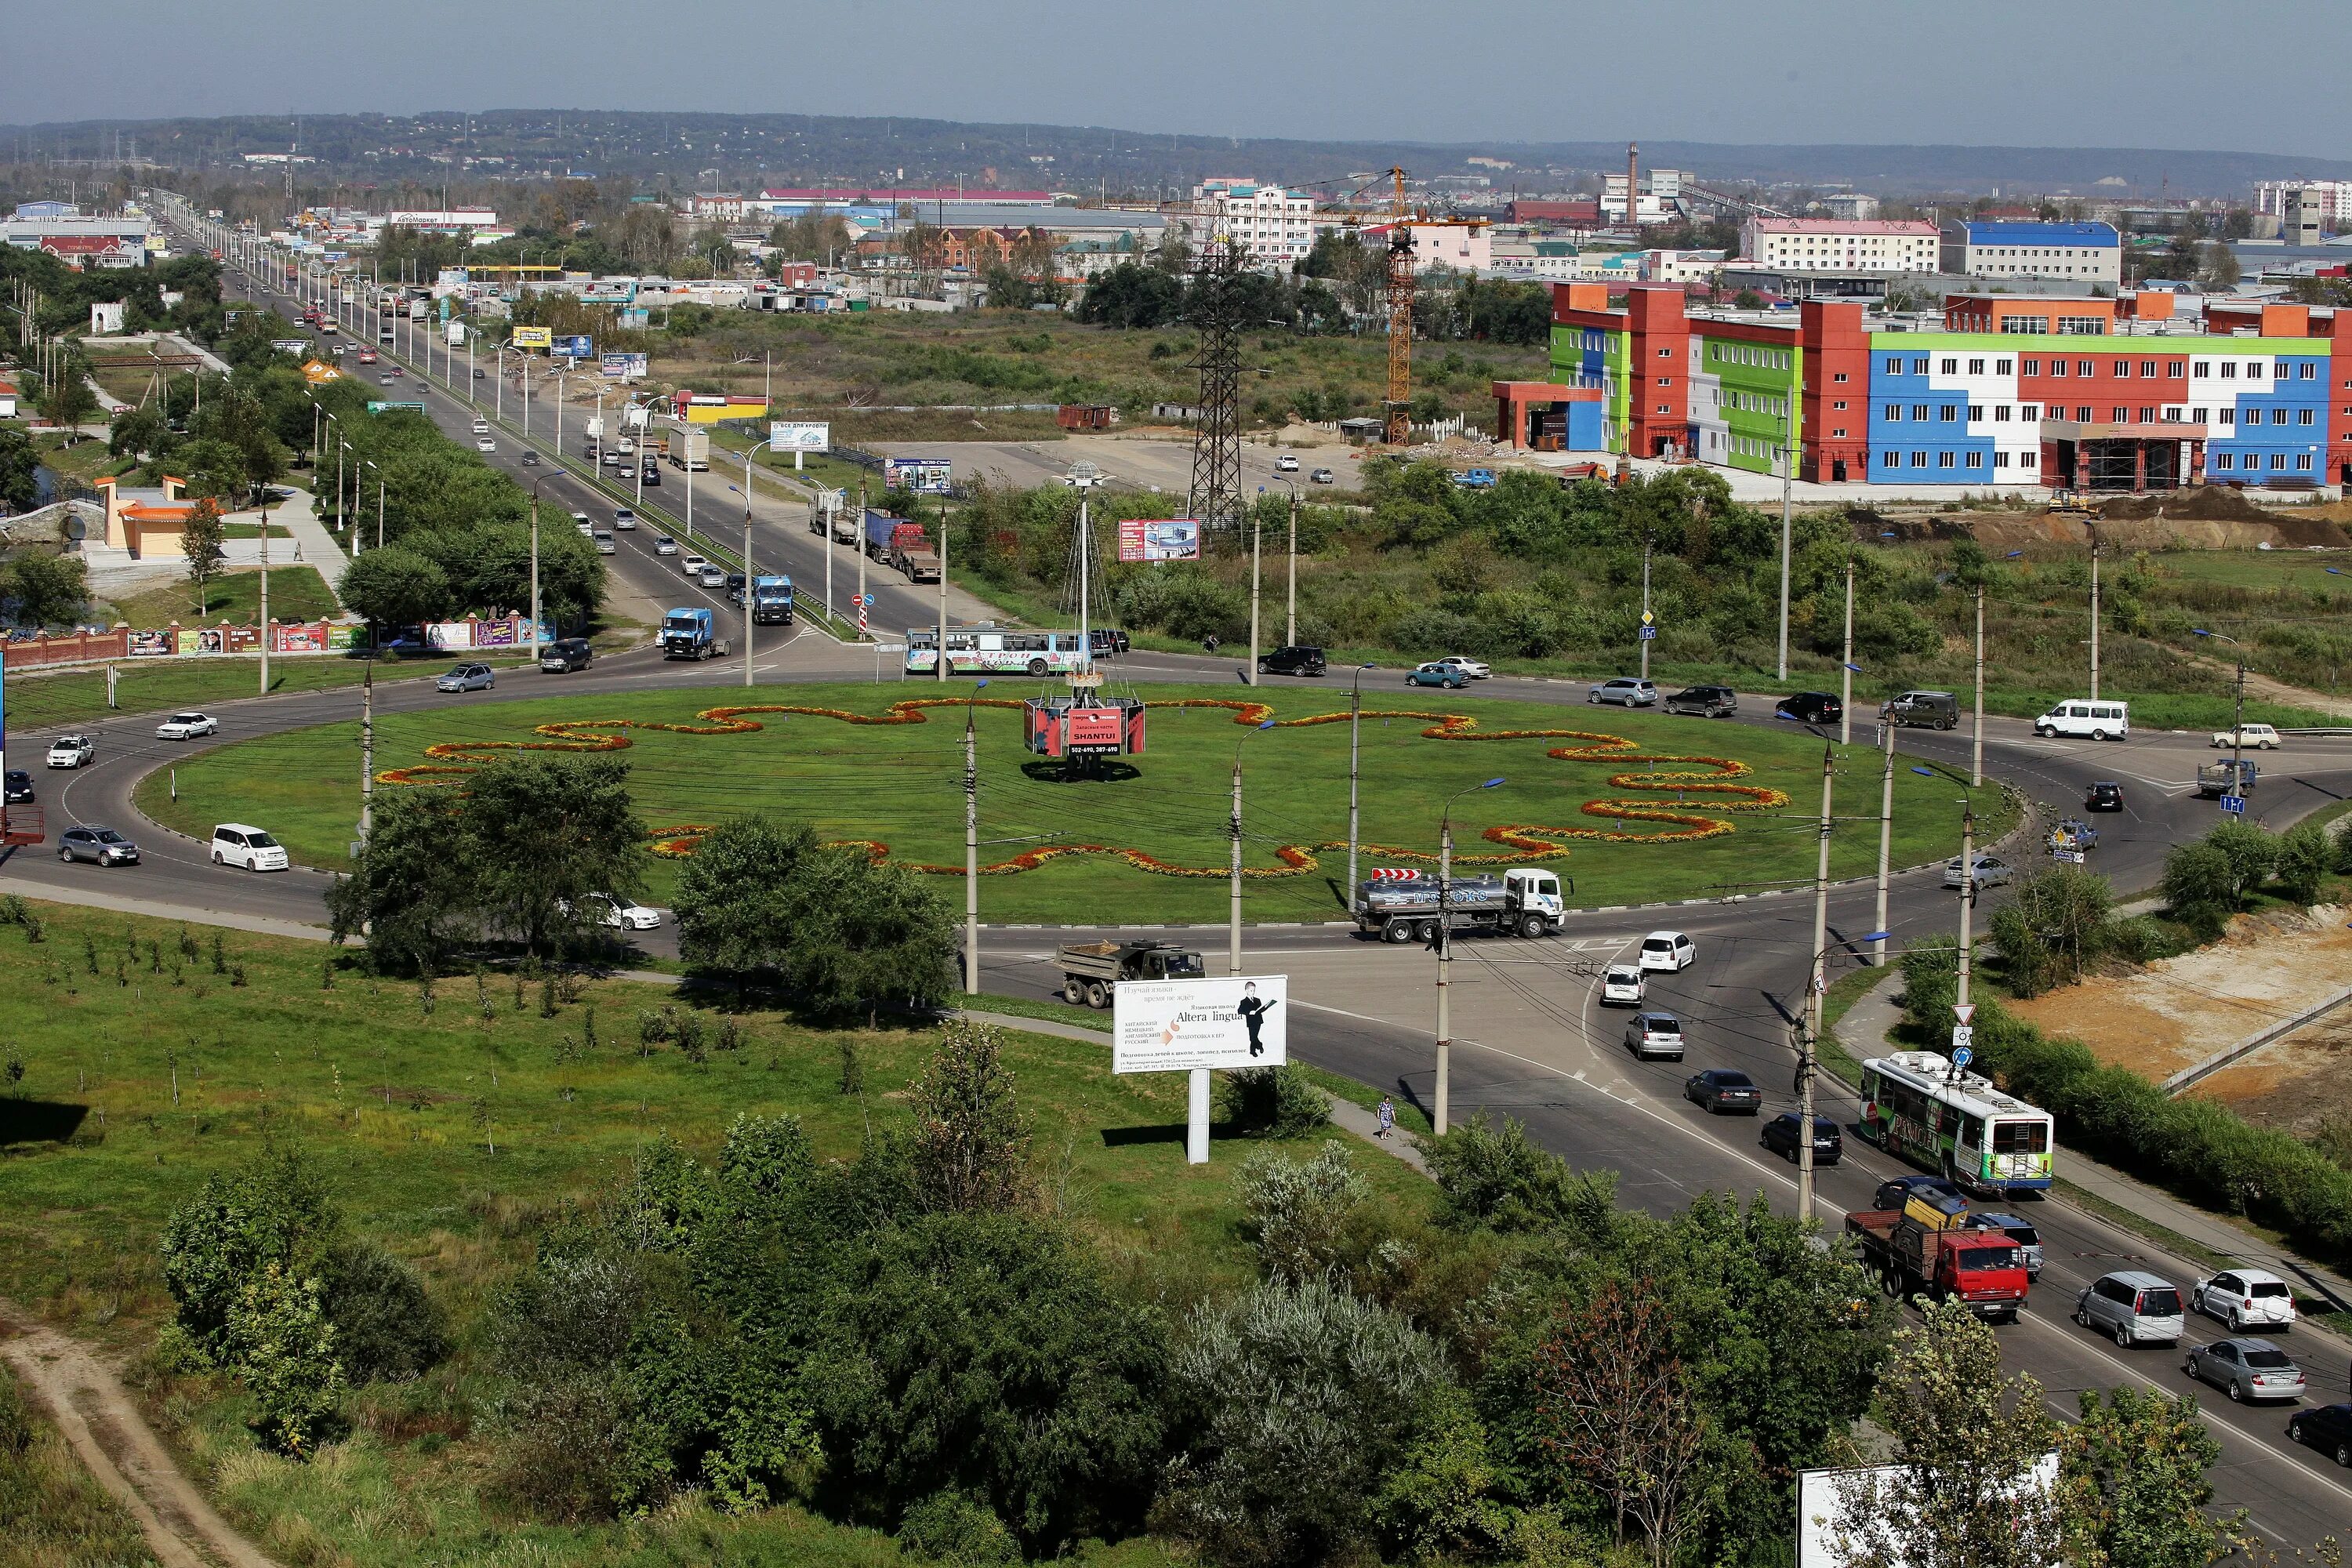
[528,487,543,658]
[2194,630,2249,797]
[1247,493,1263,684]
[964,680,990,993]
[1435,775,1506,1138]
[1839,559,1856,746]
[1799,737,1834,1218]
[1346,662,1377,897]
[2088,521,2102,701]
[1230,718,1278,977]
[365,459,383,550]
[1956,793,1976,1014]
[256,503,270,697]
[737,453,755,687]
[1777,407,1794,682]
[1971,581,1986,789]
[1639,527,1653,681]
[1872,712,1896,967]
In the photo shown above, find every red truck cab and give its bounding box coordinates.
[1846,1209,2031,1321]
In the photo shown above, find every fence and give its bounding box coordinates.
[2,614,540,673]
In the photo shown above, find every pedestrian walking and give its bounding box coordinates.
[1376,1095,1396,1139]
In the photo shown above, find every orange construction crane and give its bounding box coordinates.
[1385,166,1414,445]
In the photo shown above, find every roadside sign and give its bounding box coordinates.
[1952,1004,1976,1024]
[1640,609,1654,626]
[1637,626,1657,641]
[2053,849,2085,863]
[2220,793,2248,815]
[1951,1040,1973,1065]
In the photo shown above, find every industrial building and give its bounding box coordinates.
[1542,281,2352,491]
[1,210,154,267]
[1738,218,1940,274]
[1937,220,2122,286]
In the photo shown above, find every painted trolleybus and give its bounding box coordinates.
[1859,1051,2055,1196]
[906,623,1088,677]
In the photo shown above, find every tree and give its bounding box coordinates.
[2160,839,2241,938]
[0,425,38,512]
[181,495,227,610]
[673,814,824,976]
[1530,1274,1711,1567]
[775,848,960,1017]
[41,363,97,435]
[1989,866,2115,996]
[460,754,648,955]
[225,1261,346,1457]
[2059,1387,2225,1568]
[1159,1274,1452,1566]
[338,544,452,633]
[1,552,88,629]
[1828,1297,2063,1568]
[324,789,479,975]
[1425,1112,1619,1236]
[908,1021,1029,1214]
[1073,261,1186,329]
[2275,821,2332,905]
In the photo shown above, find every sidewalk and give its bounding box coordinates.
[229,486,349,591]
[1835,968,2352,1319]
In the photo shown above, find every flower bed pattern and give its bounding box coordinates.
[381,697,1791,880]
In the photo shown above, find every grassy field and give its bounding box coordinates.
[0,898,1389,1566]
[1,653,527,735]
[135,681,2004,924]
[103,565,339,630]
[650,310,1548,436]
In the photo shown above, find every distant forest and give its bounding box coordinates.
[4,110,2350,201]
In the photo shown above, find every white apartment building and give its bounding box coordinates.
[1366,220,1492,274]
[1740,218,1939,274]
[1189,177,1315,270]
[2254,180,2352,223]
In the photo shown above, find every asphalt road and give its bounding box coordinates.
[58,215,2352,1539]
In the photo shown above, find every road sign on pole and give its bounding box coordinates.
[1637,626,1657,641]
[1951,1041,1973,1066]
[1953,1003,1976,1024]
[2220,793,2248,815]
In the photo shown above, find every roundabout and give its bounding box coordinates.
[133,681,2003,924]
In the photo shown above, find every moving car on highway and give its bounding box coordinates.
[1638,931,1696,971]
[654,535,680,555]
[45,735,94,769]
[1588,677,1657,707]
[1600,964,1645,1005]
[1943,853,2015,889]
[1775,691,1842,725]
[1406,661,1468,688]
[2085,780,2125,812]
[1435,656,1490,680]
[1257,645,1327,677]
[210,823,289,872]
[435,662,495,693]
[477,437,496,453]
[612,507,637,530]
[2,769,31,804]
[57,826,139,866]
[2192,1269,2297,1332]
[681,554,711,578]
[2212,723,2281,750]
[1663,684,1737,717]
[1623,1011,1685,1060]
[2184,1338,2306,1403]
[1685,1069,1762,1114]
[1762,1112,1842,1165]
[2075,1269,2185,1347]
[155,712,219,740]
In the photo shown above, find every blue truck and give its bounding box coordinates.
[752,575,795,626]
[659,607,730,660]
[1453,467,1497,488]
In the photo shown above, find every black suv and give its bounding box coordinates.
[2085,780,2125,812]
[1091,628,1131,655]
[2,768,30,804]
[1664,685,1737,717]
[1762,1112,1842,1164]
[539,637,593,673]
[1775,691,1843,725]
[1257,645,1327,677]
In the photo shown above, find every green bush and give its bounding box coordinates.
[896,1487,1021,1566]
[1236,1141,1372,1283]
[1218,1062,1330,1138]
[1422,1112,1617,1236]
[319,1244,445,1384]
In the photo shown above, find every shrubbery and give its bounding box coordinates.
[1218,1062,1330,1139]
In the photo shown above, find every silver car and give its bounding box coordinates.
[1587,677,1657,707]
[436,662,495,693]
[1943,853,2015,890]
[2184,1338,2307,1403]
[2075,1270,2185,1348]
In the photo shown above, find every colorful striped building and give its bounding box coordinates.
[1540,283,2352,489]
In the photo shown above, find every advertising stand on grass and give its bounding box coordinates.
[1113,977,1290,1165]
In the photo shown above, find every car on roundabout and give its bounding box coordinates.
[1436,655,1490,680]
[1637,931,1695,971]
[564,893,662,931]
[1588,677,1657,707]
[209,823,289,872]
[2,769,31,804]
[58,825,140,866]
[2085,780,2125,812]
[1685,1069,1762,1114]
[1762,1112,1843,1164]
[45,735,94,769]
[155,712,219,741]
[435,662,495,693]
[1406,661,1468,688]
[1775,691,1843,725]
[1663,684,1737,717]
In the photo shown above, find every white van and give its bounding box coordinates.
[2034,699,2130,741]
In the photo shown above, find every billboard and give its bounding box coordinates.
[273,624,328,653]
[366,401,427,414]
[552,333,593,361]
[884,456,953,494]
[601,351,648,380]
[510,325,553,350]
[1117,517,1201,563]
[1112,976,1288,1073]
[673,393,770,425]
[769,421,830,451]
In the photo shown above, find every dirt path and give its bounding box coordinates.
[2181,646,2352,720]
[0,1301,282,1568]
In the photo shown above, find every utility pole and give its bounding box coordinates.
[256,513,270,696]
[1800,738,1833,1218]
[741,450,755,688]
[1247,499,1261,684]
[1777,412,1794,682]
[936,508,949,684]
[1436,812,1454,1137]
[1229,750,1245,975]
[2088,523,2102,701]
[964,692,982,993]
[1347,665,1368,895]
[1286,488,1298,648]
[1639,529,1653,681]
[360,659,374,845]
[528,491,542,657]
[1873,713,1895,967]
[1971,583,1986,789]
[1956,800,1976,1013]
[1840,559,1856,746]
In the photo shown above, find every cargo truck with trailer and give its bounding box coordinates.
[1352,868,1566,942]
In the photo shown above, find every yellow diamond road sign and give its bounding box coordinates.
[1640,610,1654,626]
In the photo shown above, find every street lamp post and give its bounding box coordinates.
[528,487,543,661]
[1971,581,1986,789]
[2194,630,2249,797]
[1229,718,1278,977]
[1247,495,1263,685]
[1639,528,1653,681]
[1872,712,1896,967]
[1799,738,1834,1218]
[1839,559,1855,746]
[1346,662,1377,896]
[1435,776,1506,1138]
[2088,521,2102,701]
[964,680,990,993]
[1777,409,1794,681]
[365,459,382,550]
[1957,796,1976,1013]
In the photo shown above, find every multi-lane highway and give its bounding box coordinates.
[32,210,2352,1540]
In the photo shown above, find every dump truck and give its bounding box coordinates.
[891,524,941,582]
[1846,1202,2031,1319]
[2194,757,2259,798]
[659,607,730,661]
[1352,867,1566,943]
[1056,940,1207,1009]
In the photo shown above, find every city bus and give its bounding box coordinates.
[1858,1051,2055,1196]
[906,624,1088,677]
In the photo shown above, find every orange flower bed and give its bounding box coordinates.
[383,695,1791,880]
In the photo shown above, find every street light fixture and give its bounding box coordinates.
[1229,717,1279,977]
[2193,629,2249,798]
[1434,775,1505,1136]
[964,678,990,993]
[1346,662,1378,896]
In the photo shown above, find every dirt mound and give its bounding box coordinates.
[2098,488,2274,523]
[1847,506,1973,543]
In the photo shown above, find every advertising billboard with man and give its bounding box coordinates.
[1112,976,1288,1073]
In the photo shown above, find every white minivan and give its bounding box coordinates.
[2034,699,2130,741]
[211,823,289,872]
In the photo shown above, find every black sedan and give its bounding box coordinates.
[2289,1403,2352,1466]
[1774,691,1843,725]
[1684,1069,1762,1115]
[2085,780,2125,812]
[1258,645,1328,677]
[1762,1112,1842,1164]
[1664,684,1737,717]
[2,768,30,804]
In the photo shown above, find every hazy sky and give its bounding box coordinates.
[14,0,2352,158]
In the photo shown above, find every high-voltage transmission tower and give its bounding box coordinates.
[1185,233,1246,534]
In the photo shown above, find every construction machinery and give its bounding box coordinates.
[2046,488,2098,520]
[1385,165,1414,445]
